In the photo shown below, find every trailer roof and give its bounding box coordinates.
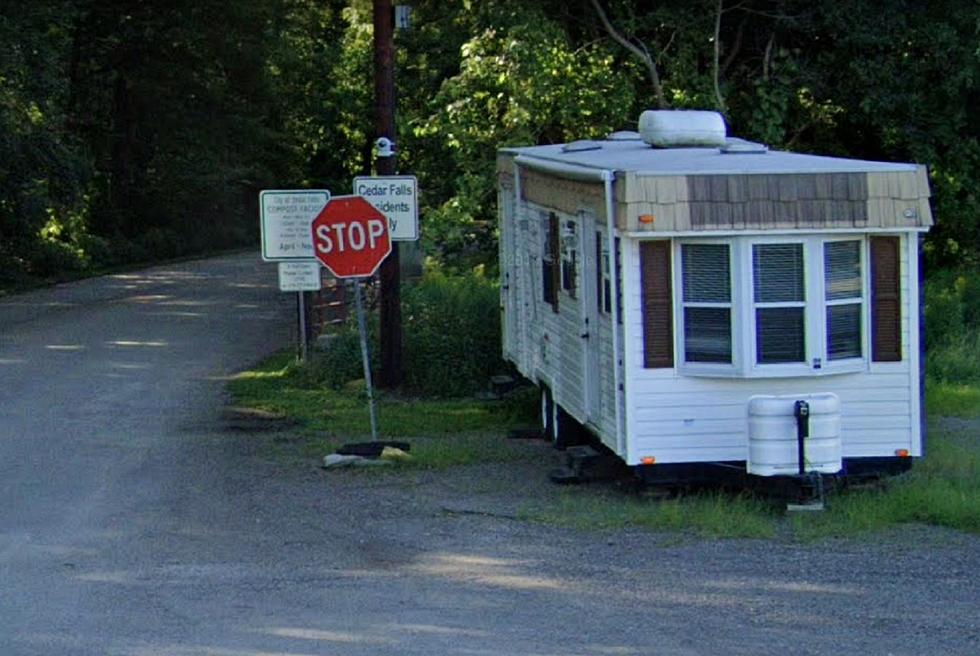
[501,139,917,176]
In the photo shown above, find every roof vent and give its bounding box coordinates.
[562,140,603,153]
[720,137,769,154]
[606,130,642,141]
[638,110,727,148]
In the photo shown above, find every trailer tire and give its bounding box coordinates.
[540,387,555,442]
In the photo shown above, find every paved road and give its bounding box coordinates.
[2,253,979,656]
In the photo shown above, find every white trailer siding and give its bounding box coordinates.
[621,232,919,466]
[499,176,624,455]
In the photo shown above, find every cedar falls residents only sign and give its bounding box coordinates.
[353,175,418,241]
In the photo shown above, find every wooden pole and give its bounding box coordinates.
[373,0,402,388]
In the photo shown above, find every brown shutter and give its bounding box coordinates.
[871,236,902,362]
[640,240,674,368]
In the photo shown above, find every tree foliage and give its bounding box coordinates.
[0,0,977,288]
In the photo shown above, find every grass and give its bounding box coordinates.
[229,351,980,540]
[228,350,538,468]
[926,381,980,418]
[790,425,980,539]
[525,488,779,539]
[525,414,980,541]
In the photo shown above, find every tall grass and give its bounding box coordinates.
[925,268,980,384]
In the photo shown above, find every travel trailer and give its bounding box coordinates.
[497,111,931,484]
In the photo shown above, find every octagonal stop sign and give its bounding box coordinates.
[310,195,391,278]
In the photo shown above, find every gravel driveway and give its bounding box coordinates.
[224,423,980,656]
[2,253,976,656]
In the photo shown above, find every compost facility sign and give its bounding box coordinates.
[353,175,418,241]
[260,189,330,261]
[310,195,391,278]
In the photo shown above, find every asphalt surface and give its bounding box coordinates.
[2,253,979,656]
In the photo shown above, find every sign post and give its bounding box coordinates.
[352,281,378,441]
[277,261,322,363]
[260,190,329,363]
[311,195,393,440]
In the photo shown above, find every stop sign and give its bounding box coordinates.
[310,195,392,278]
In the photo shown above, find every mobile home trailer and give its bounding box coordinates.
[498,111,931,483]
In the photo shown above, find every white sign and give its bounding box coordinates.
[260,189,330,261]
[353,175,419,241]
[277,261,322,292]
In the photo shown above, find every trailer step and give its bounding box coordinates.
[490,374,520,396]
[507,428,543,440]
[548,465,582,485]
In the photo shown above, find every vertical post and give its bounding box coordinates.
[354,279,380,441]
[297,291,308,364]
[374,0,402,388]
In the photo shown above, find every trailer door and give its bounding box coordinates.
[518,215,535,374]
[580,211,602,424]
[500,188,519,361]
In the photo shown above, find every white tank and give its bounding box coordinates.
[747,393,842,476]
[638,110,727,148]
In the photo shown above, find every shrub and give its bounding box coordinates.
[312,268,506,397]
[302,326,374,390]
[402,267,506,395]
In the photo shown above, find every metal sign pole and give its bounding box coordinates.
[297,291,308,363]
[353,279,379,441]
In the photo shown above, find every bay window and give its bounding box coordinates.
[670,235,871,377]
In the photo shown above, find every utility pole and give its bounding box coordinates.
[373,0,402,388]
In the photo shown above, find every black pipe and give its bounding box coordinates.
[794,400,810,476]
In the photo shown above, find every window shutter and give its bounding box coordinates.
[641,241,674,368]
[549,213,560,312]
[871,236,902,361]
[595,230,603,313]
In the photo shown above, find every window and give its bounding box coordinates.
[596,231,612,315]
[668,236,876,377]
[560,220,577,298]
[615,237,623,323]
[542,213,559,312]
[681,244,732,364]
[753,243,805,364]
[825,240,863,360]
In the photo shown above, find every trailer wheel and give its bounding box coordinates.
[540,387,555,442]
